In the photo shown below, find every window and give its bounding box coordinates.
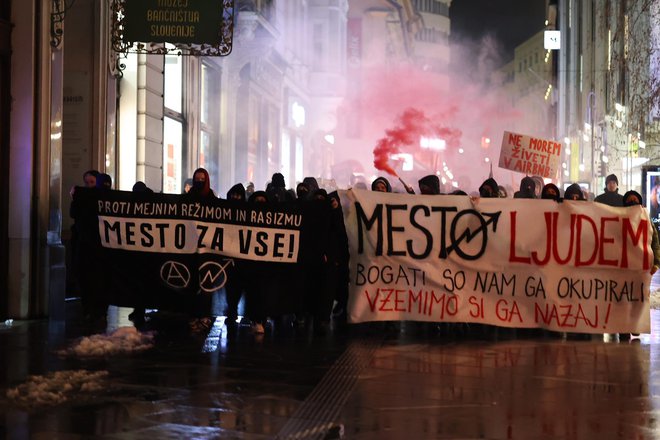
[163,48,184,194]
[199,62,220,189]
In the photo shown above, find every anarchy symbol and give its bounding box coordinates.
[160,261,191,289]
[199,259,235,293]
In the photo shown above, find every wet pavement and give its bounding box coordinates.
[1,294,660,439]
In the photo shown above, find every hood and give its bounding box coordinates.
[564,183,585,200]
[418,175,440,195]
[226,183,246,201]
[371,177,392,193]
[479,178,499,198]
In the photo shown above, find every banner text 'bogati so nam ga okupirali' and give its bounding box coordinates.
[339,189,652,334]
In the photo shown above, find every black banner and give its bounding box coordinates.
[71,188,330,314]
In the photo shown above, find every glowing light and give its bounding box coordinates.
[579,163,585,172]
[639,140,646,149]
[458,148,464,154]
[452,181,459,188]
[583,133,589,142]
[391,153,413,171]
[441,177,447,184]
[291,102,306,127]
[564,170,570,177]
[562,162,567,169]
[615,119,623,128]
[484,157,490,163]
[324,134,335,144]
[615,102,625,112]
[602,155,609,163]
[564,137,570,144]
[420,136,446,151]
[565,148,571,155]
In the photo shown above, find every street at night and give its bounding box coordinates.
[2,0,660,438]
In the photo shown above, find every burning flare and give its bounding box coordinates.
[373,108,462,177]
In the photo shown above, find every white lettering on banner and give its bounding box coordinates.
[340,189,652,334]
[98,216,299,263]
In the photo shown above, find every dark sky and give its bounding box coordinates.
[450,0,547,61]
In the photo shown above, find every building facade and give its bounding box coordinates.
[556,0,660,194]
[0,0,351,320]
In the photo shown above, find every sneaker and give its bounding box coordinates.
[251,323,265,334]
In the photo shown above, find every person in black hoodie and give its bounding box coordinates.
[185,168,217,332]
[227,183,246,201]
[127,181,154,325]
[223,183,247,328]
[371,177,392,193]
[188,168,216,199]
[244,191,270,334]
[513,176,536,199]
[303,177,320,194]
[564,183,585,201]
[478,177,499,198]
[418,175,441,195]
[267,172,294,202]
[623,190,660,274]
[541,183,561,201]
[327,191,350,327]
[96,173,113,189]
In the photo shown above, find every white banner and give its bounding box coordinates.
[340,189,652,333]
[98,216,300,263]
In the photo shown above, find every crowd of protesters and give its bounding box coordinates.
[69,168,659,340]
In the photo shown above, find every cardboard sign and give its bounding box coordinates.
[499,131,562,178]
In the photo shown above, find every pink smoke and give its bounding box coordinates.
[373,107,462,176]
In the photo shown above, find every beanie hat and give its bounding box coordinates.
[606,174,618,185]
[622,190,643,206]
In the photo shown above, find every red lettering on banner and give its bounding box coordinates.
[575,214,598,267]
[534,303,598,328]
[509,212,530,263]
[468,296,484,319]
[363,288,459,317]
[622,218,650,270]
[598,217,619,266]
[552,212,576,264]
[531,212,553,265]
[365,289,379,312]
[495,299,522,323]
[510,212,647,270]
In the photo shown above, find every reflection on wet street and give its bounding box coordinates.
[1,300,660,439]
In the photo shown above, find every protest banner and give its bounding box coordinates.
[71,188,329,312]
[339,189,652,333]
[498,131,562,178]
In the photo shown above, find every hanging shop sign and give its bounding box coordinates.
[111,0,234,56]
